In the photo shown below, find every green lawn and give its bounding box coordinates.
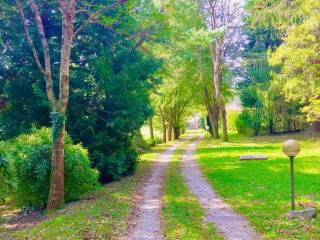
[162,139,222,240]
[1,142,171,240]
[197,132,320,240]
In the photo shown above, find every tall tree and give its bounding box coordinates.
[205,0,243,141]
[194,0,219,138]
[241,0,319,134]
[16,0,128,211]
[267,0,320,126]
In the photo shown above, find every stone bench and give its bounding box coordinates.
[240,155,268,161]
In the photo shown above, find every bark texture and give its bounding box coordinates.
[47,127,65,210]
[212,39,228,142]
[198,50,219,139]
[47,2,76,211]
[173,126,180,140]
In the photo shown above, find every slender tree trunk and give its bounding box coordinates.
[212,39,228,142]
[149,117,155,146]
[212,101,219,138]
[47,126,65,210]
[202,81,219,139]
[47,8,75,211]
[167,108,173,141]
[208,104,219,139]
[159,107,167,143]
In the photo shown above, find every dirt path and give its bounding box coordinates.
[126,140,185,240]
[181,136,261,240]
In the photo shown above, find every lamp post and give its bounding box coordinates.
[282,139,300,210]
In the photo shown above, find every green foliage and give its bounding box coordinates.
[0,146,15,202]
[50,112,66,143]
[239,0,318,134]
[244,0,320,128]
[94,143,138,182]
[5,128,98,208]
[267,0,320,121]
[149,0,233,139]
[236,108,264,136]
[134,131,151,153]
[227,111,240,132]
[70,46,159,182]
[303,97,320,122]
[8,138,165,239]
[0,1,162,183]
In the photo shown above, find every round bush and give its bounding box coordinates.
[7,128,99,208]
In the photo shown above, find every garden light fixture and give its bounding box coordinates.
[283,139,300,210]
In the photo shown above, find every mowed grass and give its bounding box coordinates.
[3,142,172,240]
[197,132,320,239]
[162,139,222,240]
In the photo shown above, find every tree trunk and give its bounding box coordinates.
[212,39,228,142]
[173,127,180,140]
[202,82,219,139]
[220,102,228,141]
[197,45,219,139]
[149,117,155,146]
[267,118,274,135]
[47,124,65,211]
[212,101,219,138]
[167,108,173,141]
[47,9,75,211]
[159,107,167,143]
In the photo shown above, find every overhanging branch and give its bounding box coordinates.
[16,0,57,110]
[73,0,128,37]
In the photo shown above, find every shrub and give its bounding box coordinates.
[227,111,241,132]
[93,143,137,182]
[0,149,15,203]
[6,128,99,208]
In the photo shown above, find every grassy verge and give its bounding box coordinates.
[197,132,320,239]
[162,139,222,240]
[2,142,172,240]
